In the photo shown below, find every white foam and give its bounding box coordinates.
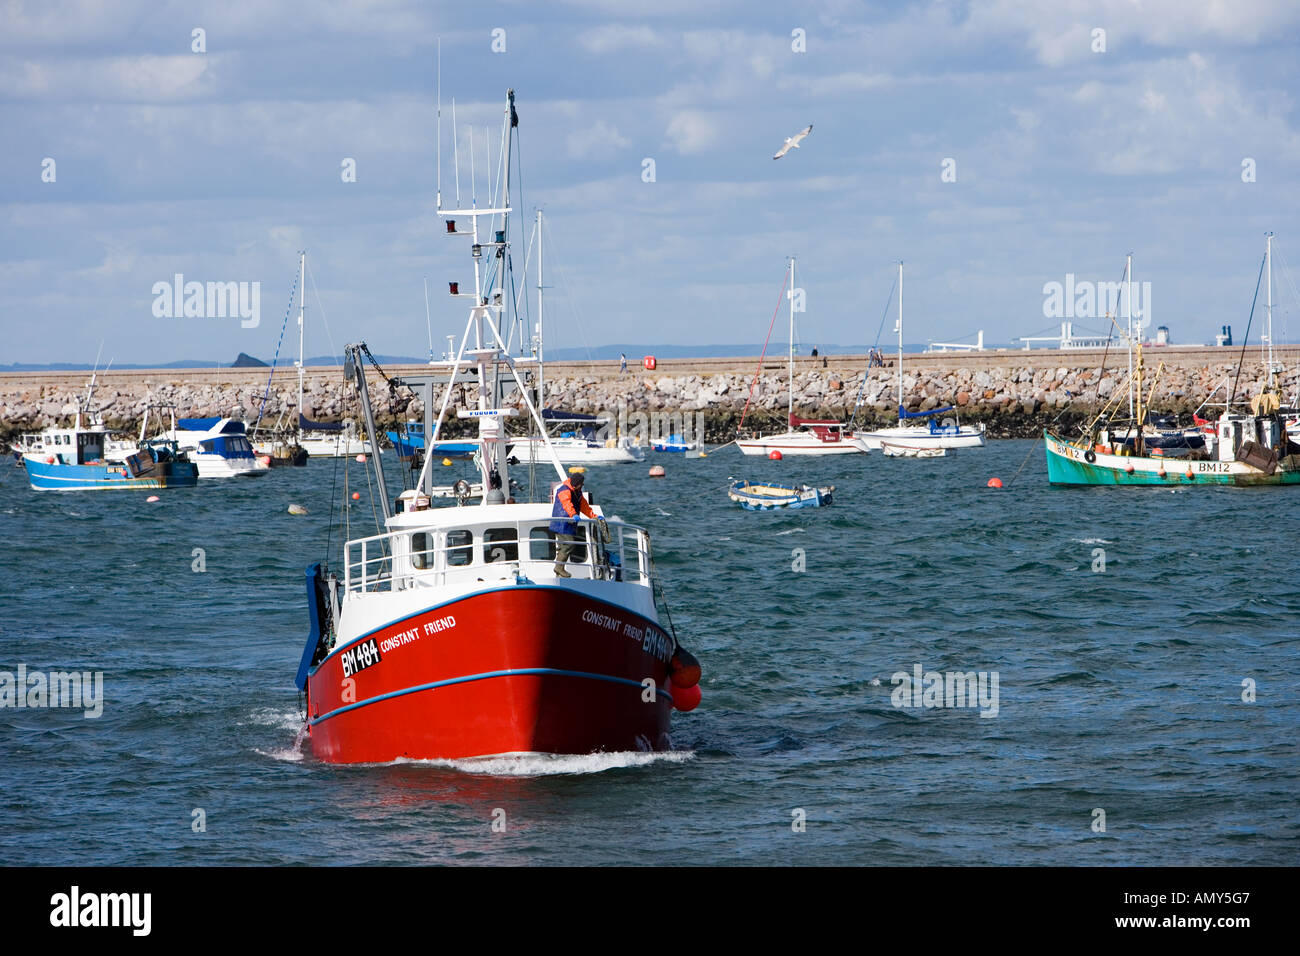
[240,707,304,732]
[1073,538,1112,545]
[775,528,805,536]
[393,750,695,777]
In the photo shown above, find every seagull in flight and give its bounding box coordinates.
[773,124,813,160]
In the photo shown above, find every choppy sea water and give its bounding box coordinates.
[1,440,1297,865]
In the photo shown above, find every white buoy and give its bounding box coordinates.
[648,465,666,477]
[288,503,308,515]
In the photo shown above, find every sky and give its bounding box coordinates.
[2,0,1300,365]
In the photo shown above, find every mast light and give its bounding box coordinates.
[449,282,459,295]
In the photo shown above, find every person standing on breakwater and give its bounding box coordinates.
[550,470,595,578]
[619,352,628,375]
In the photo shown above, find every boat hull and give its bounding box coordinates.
[1044,431,1300,486]
[727,480,832,509]
[736,435,863,456]
[855,424,985,451]
[305,585,675,763]
[22,456,199,491]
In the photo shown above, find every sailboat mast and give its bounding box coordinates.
[897,261,904,415]
[1126,253,1134,420]
[1267,232,1275,391]
[297,250,306,438]
[537,208,544,412]
[788,256,795,424]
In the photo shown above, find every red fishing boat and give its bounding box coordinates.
[294,90,702,763]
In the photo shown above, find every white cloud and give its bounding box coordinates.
[566,120,631,158]
[576,24,663,54]
[663,110,720,155]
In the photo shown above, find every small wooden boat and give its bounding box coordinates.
[728,479,833,510]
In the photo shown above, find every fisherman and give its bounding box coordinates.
[550,469,595,578]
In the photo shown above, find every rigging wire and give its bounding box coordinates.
[849,272,898,427]
[253,262,301,437]
[738,266,791,432]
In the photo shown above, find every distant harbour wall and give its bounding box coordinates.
[2,348,1296,446]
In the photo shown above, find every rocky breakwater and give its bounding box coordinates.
[532,359,1296,442]
[2,356,1295,446]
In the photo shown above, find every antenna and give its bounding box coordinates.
[424,277,434,364]
[452,98,460,205]
[469,123,476,208]
[435,37,441,210]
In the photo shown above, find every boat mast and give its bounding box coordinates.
[1126,253,1134,420]
[537,208,544,412]
[788,256,795,425]
[1266,232,1275,391]
[296,250,306,439]
[897,260,904,418]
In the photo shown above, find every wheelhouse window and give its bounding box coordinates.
[483,527,518,562]
[446,529,474,567]
[529,526,556,560]
[411,532,434,570]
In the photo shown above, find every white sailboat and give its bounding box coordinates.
[254,251,373,460]
[510,209,644,465]
[737,256,867,456]
[854,262,986,452]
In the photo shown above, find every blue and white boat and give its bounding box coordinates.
[727,479,833,510]
[19,422,198,491]
[386,420,477,459]
[166,417,268,478]
[652,432,702,454]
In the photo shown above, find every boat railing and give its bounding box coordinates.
[343,517,653,596]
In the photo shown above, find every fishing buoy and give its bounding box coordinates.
[649,464,666,477]
[699,452,707,458]
[146,495,160,503]
[1157,469,1167,479]
[986,477,1002,488]
[643,355,657,370]
[768,450,783,461]
[259,455,272,467]
[442,457,453,466]
[46,455,56,464]
[568,466,586,475]
[669,648,701,688]
[671,680,702,712]
[1125,464,1135,474]
[351,492,361,500]
[287,503,308,515]
[355,454,366,463]
[1185,469,1195,480]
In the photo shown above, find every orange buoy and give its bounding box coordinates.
[351,492,361,500]
[1157,469,1167,479]
[1185,469,1195,480]
[987,477,1002,488]
[355,454,366,463]
[259,455,272,467]
[670,680,702,712]
[648,464,666,477]
[669,648,701,688]
[146,495,160,503]
[1125,464,1135,474]
[46,455,56,464]
[643,355,656,370]
[768,449,783,460]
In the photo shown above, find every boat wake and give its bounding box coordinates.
[775,527,805,536]
[246,707,309,762]
[393,750,695,777]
